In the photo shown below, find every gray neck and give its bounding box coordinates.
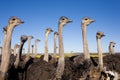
[97,38,103,71]
[82,26,90,59]
[58,24,64,58]
[43,33,49,62]
[109,44,114,55]
[27,39,31,54]
[53,35,57,58]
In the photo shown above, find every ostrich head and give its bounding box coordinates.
[35,39,40,43]
[21,35,28,43]
[28,36,34,40]
[3,26,7,33]
[14,44,20,48]
[96,32,105,39]
[8,16,24,27]
[59,16,72,26]
[110,42,116,47]
[45,28,53,34]
[82,17,95,26]
[54,32,59,36]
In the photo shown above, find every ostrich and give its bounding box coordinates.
[109,42,116,55]
[53,32,59,59]
[43,28,53,62]
[96,32,105,71]
[34,39,40,57]
[81,17,95,59]
[0,16,24,80]
[25,36,33,62]
[54,16,72,80]
[14,35,28,68]
[13,44,20,56]
[88,32,105,79]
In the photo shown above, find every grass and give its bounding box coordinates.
[30,53,108,58]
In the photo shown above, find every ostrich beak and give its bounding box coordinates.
[20,21,24,24]
[51,29,53,32]
[102,34,105,37]
[67,19,72,23]
[91,19,95,22]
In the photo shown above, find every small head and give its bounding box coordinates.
[31,45,34,48]
[96,32,105,39]
[54,32,59,36]
[14,44,20,48]
[3,26,7,34]
[82,17,95,26]
[35,39,40,43]
[8,16,24,27]
[110,42,116,47]
[45,28,53,34]
[59,16,72,26]
[28,36,34,40]
[21,35,28,43]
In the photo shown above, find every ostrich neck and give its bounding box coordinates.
[43,33,49,62]
[32,46,34,54]
[1,31,7,56]
[54,23,65,79]
[35,42,37,54]
[0,25,14,78]
[82,26,90,59]
[97,38,103,70]
[109,44,114,54]
[53,35,57,57]
[28,39,31,54]
[14,46,17,56]
[58,24,64,59]
[14,42,24,68]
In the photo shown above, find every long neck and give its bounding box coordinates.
[1,31,7,56]
[14,46,17,56]
[59,25,64,58]
[97,38,103,71]
[109,44,114,55]
[0,47,2,55]
[27,39,31,54]
[43,33,49,62]
[14,41,24,68]
[54,23,64,79]
[53,35,57,58]
[0,25,14,79]
[32,46,34,54]
[82,25,90,59]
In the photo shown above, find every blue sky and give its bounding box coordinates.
[0,0,120,53]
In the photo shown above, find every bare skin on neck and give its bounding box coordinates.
[53,32,59,59]
[96,32,105,71]
[54,16,72,80]
[109,42,116,55]
[81,17,95,60]
[34,39,40,58]
[44,28,53,62]
[13,44,20,56]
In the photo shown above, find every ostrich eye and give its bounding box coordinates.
[97,33,100,35]
[12,18,16,21]
[62,18,65,20]
[85,18,88,20]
